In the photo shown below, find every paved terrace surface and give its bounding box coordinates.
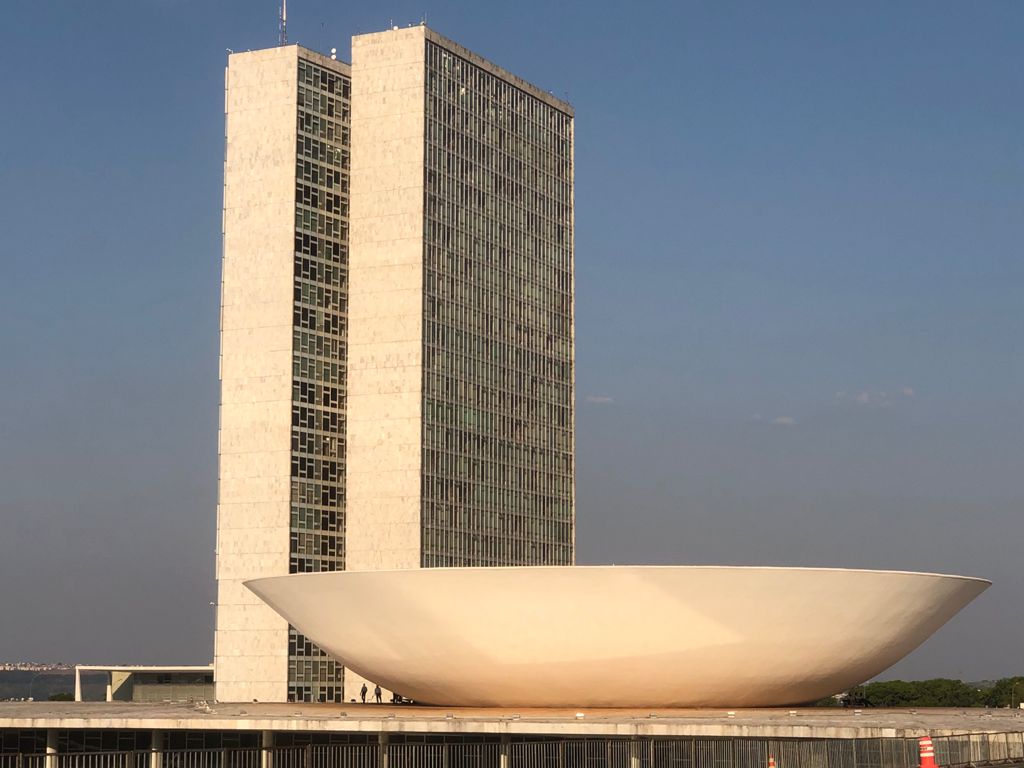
[2,702,1024,738]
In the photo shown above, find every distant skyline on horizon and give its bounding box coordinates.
[0,0,1020,683]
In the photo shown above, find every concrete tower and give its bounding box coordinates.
[216,45,351,704]
[215,27,574,704]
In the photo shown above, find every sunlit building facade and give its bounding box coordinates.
[216,26,574,704]
[216,45,350,705]
[418,35,575,568]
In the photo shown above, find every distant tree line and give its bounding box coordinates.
[815,677,1024,708]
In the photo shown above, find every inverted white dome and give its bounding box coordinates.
[247,566,988,707]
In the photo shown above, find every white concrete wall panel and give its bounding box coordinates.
[215,46,300,703]
[344,26,429,703]
[346,27,427,578]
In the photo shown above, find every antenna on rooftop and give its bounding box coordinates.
[278,0,288,46]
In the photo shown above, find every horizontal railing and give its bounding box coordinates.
[2,732,1022,768]
[933,733,1024,768]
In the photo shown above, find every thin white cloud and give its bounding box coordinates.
[837,386,915,407]
[771,416,796,426]
[585,395,614,405]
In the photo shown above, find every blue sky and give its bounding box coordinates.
[0,0,1021,681]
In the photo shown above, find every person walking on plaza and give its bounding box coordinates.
[374,684,382,704]
[360,683,367,704]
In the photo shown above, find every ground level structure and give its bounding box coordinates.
[73,666,214,703]
[2,702,1024,768]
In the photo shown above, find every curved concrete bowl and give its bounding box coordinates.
[246,566,988,707]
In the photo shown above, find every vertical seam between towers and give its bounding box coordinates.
[420,35,429,569]
[570,115,576,565]
[286,48,300,698]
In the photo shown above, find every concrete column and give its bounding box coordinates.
[150,731,164,768]
[499,734,510,768]
[261,730,274,768]
[629,739,640,768]
[74,669,81,702]
[45,729,58,768]
[105,673,112,703]
[378,732,389,768]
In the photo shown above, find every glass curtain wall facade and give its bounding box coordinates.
[288,56,350,703]
[420,40,575,567]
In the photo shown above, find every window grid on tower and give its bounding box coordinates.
[287,56,351,704]
[420,41,575,568]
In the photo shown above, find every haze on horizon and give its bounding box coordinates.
[0,0,1020,683]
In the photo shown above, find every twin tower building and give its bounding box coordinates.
[216,26,575,703]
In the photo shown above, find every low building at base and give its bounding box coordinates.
[73,666,214,704]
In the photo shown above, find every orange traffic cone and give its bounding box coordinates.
[919,737,937,768]
[768,756,777,768]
